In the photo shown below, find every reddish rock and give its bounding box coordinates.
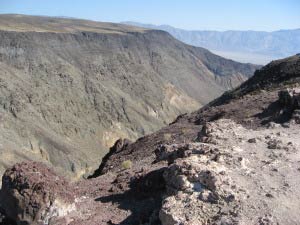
[0,162,76,225]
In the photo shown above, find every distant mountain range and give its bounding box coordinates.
[123,22,300,64]
[0,14,258,179]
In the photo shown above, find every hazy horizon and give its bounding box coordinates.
[1,0,300,31]
[122,21,300,32]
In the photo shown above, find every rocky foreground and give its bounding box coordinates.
[1,114,300,224]
[0,55,299,224]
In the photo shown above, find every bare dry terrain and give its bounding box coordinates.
[0,14,258,179]
[0,53,299,224]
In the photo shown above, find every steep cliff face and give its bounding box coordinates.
[0,55,299,225]
[0,15,258,178]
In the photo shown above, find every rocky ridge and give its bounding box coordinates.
[2,114,300,224]
[0,55,299,224]
[0,14,259,179]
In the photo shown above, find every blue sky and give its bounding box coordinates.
[1,0,299,31]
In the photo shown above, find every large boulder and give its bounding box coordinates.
[0,162,76,225]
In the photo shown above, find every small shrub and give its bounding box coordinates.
[163,133,172,141]
[122,160,132,170]
[181,128,190,135]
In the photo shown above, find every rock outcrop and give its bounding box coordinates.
[279,88,300,109]
[0,14,259,179]
[2,115,300,224]
[0,162,76,225]
[158,118,300,225]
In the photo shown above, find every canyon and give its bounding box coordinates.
[0,14,258,179]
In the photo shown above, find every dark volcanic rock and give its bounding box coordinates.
[279,88,300,109]
[0,208,16,225]
[89,138,132,178]
[0,162,76,225]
